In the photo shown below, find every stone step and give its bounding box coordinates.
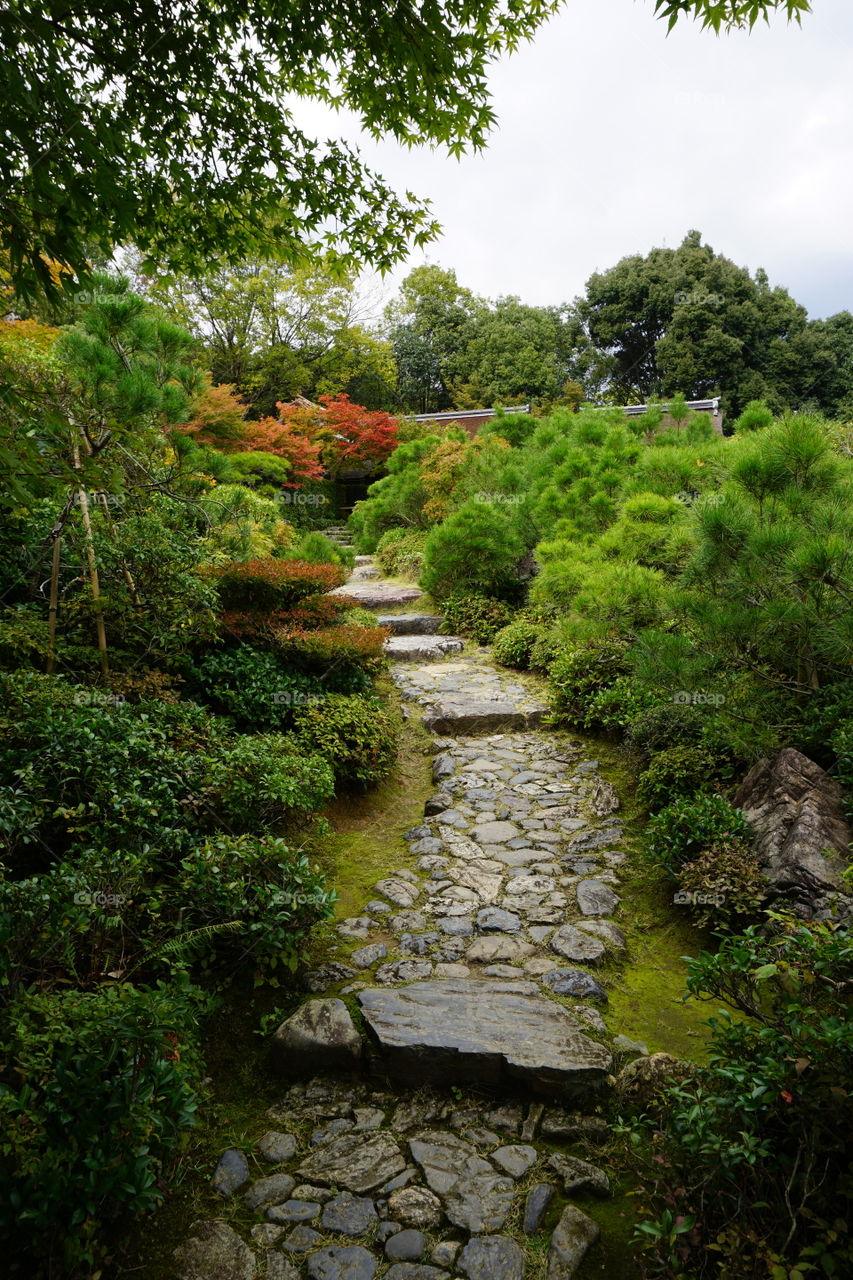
[422,698,547,735]
[349,564,380,581]
[357,979,612,1096]
[354,555,374,566]
[376,613,444,636]
[385,635,464,662]
[331,583,423,609]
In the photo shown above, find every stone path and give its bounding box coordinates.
[177,558,647,1280]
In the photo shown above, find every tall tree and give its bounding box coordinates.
[386,265,486,413]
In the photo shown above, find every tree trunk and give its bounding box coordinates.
[72,439,109,674]
[46,532,61,674]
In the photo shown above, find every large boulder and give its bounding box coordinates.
[272,998,363,1076]
[174,1221,256,1280]
[734,748,852,918]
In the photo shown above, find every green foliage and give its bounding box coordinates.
[375,528,429,578]
[636,745,719,811]
[206,734,335,827]
[439,593,515,644]
[271,625,385,690]
[290,695,397,788]
[677,837,766,928]
[349,436,441,551]
[625,700,705,757]
[420,500,524,600]
[214,557,345,610]
[492,619,541,669]
[733,398,775,432]
[0,980,206,1272]
[186,645,325,729]
[645,793,752,876]
[292,530,355,571]
[548,639,631,728]
[631,916,853,1280]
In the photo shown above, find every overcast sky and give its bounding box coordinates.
[295,0,853,321]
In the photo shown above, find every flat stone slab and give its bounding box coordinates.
[331,583,423,609]
[386,636,465,662]
[357,979,611,1094]
[422,699,547,735]
[377,614,444,635]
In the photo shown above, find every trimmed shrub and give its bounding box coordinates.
[186,645,324,729]
[646,793,752,876]
[292,530,354,572]
[492,619,541,669]
[548,638,630,727]
[206,734,335,826]
[625,700,705,758]
[420,501,525,601]
[636,745,719,812]
[376,527,428,579]
[440,593,515,645]
[214,558,345,610]
[0,981,206,1273]
[676,837,766,928]
[272,624,387,681]
[291,694,397,788]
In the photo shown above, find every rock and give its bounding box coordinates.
[540,1112,609,1146]
[590,778,620,816]
[338,917,374,940]
[574,919,627,952]
[466,936,534,964]
[436,916,474,936]
[423,699,546,736]
[272,999,362,1076]
[282,1225,321,1253]
[490,1144,538,1178]
[409,1131,516,1233]
[541,968,608,1002]
[431,1240,461,1268]
[174,1221,255,1280]
[733,748,853,917]
[256,1131,298,1164]
[384,1266,446,1280]
[520,1101,544,1142]
[385,1229,428,1261]
[321,1193,378,1235]
[469,820,519,844]
[358,979,611,1092]
[297,1132,406,1193]
[483,964,525,978]
[547,1204,600,1278]
[550,924,606,964]
[476,907,522,933]
[311,1118,354,1146]
[615,1052,692,1107]
[376,958,433,984]
[613,1034,649,1060]
[331,582,422,608]
[576,880,620,916]
[387,636,465,662]
[251,1225,284,1247]
[434,962,470,977]
[523,1182,555,1234]
[388,1185,444,1229]
[268,1199,321,1222]
[351,943,388,969]
[211,1148,250,1198]
[547,1153,609,1197]
[378,613,443,635]
[292,1184,334,1202]
[458,1235,525,1280]
[306,1244,378,1280]
[304,963,357,992]
[353,1106,385,1130]
[400,931,440,956]
[265,1253,300,1280]
[376,878,420,908]
[244,1173,297,1211]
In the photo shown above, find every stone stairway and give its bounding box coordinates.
[180,556,641,1280]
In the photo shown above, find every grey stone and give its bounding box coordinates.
[540,1112,609,1145]
[268,1199,321,1222]
[547,1204,600,1279]
[431,1240,461,1268]
[297,1132,406,1193]
[547,1153,609,1197]
[483,964,525,978]
[575,919,627,951]
[353,1106,385,1130]
[436,915,474,936]
[476,907,522,933]
[458,1235,525,1280]
[364,900,392,916]
[358,979,610,1092]
[733,748,853,918]
[469,820,519,844]
[281,1225,321,1253]
[550,924,606,965]
[385,1229,428,1261]
[263,1251,300,1280]
[211,1148,250,1198]
[174,1221,255,1280]
[382,1167,420,1193]
[256,1130,298,1164]
[304,963,357,992]
[411,838,445,857]
[590,778,620,816]
[384,1266,446,1280]
[376,878,420,908]
[466,936,534,965]
[390,910,429,933]
[338,917,374,940]
[351,943,388,969]
[376,1220,403,1241]
[387,636,464,662]
[376,958,433,984]
[423,699,546,736]
[306,1244,378,1280]
[400,932,440,956]
[377,613,443,635]
[311,1118,355,1146]
[272,999,362,1076]
[245,1172,297,1211]
[576,880,621,916]
[251,1224,285,1247]
[485,1104,523,1134]
[541,968,608,1002]
[387,1185,444,1228]
[293,1184,335,1202]
[331,582,422,608]
[613,1034,649,1060]
[490,1144,538,1178]
[321,1192,378,1235]
[409,1131,515,1233]
[523,1182,555,1234]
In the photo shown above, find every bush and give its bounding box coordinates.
[185,645,324,729]
[636,745,719,812]
[0,981,206,1274]
[272,624,387,683]
[420,501,525,600]
[676,837,766,928]
[492,620,541,669]
[733,399,775,433]
[440,593,515,644]
[207,734,335,826]
[291,694,397,788]
[646,793,752,876]
[376,527,428,579]
[292,530,354,572]
[214,558,345,610]
[548,638,630,728]
[172,836,336,978]
[624,700,704,757]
